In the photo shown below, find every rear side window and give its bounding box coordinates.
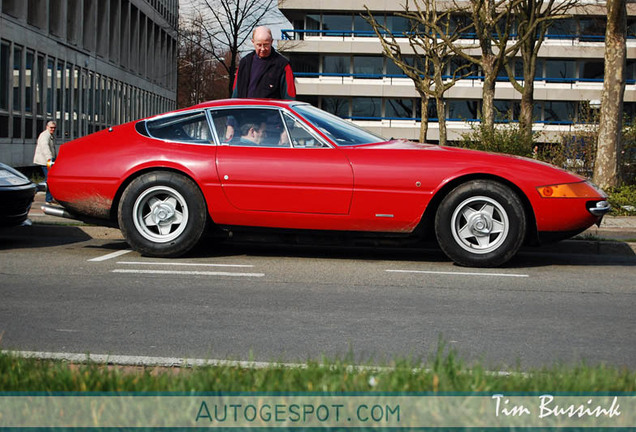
[145,111,213,144]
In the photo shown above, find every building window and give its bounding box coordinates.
[544,60,576,82]
[13,45,23,113]
[386,99,414,119]
[323,55,350,75]
[386,15,412,35]
[494,100,520,122]
[546,18,577,38]
[543,101,576,124]
[352,97,381,118]
[25,51,34,114]
[322,14,352,36]
[581,61,604,81]
[49,0,64,38]
[0,42,10,110]
[353,56,383,78]
[27,0,47,29]
[322,97,349,118]
[448,100,479,121]
[580,17,606,41]
[353,14,375,36]
[290,55,319,74]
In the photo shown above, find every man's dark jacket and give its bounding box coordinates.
[232,49,296,100]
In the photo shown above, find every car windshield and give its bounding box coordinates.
[293,104,386,146]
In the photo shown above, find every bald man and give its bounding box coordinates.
[232,26,296,100]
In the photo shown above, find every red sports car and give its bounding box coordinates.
[45,99,610,267]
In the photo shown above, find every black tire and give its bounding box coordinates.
[434,180,526,267]
[118,172,207,257]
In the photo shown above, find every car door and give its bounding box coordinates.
[211,107,354,214]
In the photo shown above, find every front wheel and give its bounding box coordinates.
[435,180,526,267]
[118,172,207,257]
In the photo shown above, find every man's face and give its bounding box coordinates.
[252,123,266,144]
[252,34,272,59]
[47,124,56,134]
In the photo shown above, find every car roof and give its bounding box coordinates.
[189,99,300,110]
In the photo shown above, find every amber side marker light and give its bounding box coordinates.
[537,181,602,198]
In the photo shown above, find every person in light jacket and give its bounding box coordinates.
[33,121,57,203]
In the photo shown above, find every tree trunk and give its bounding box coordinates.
[593,0,626,189]
[419,96,429,143]
[481,57,497,131]
[436,97,447,146]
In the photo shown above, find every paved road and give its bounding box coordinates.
[0,226,634,370]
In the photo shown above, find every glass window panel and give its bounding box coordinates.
[353,56,383,77]
[13,45,23,112]
[306,14,320,33]
[448,100,479,120]
[494,100,520,121]
[580,17,606,37]
[322,97,350,118]
[323,56,350,75]
[353,14,375,36]
[13,116,22,138]
[581,61,604,80]
[209,108,283,147]
[0,43,9,110]
[282,111,329,148]
[147,110,212,143]
[547,18,577,37]
[26,51,34,113]
[351,97,381,118]
[544,101,576,123]
[386,99,414,118]
[46,59,54,116]
[56,61,63,125]
[322,14,352,35]
[386,15,412,35]
[36,54,44,116]
[545,60,576,81]
[416,99,439,120]
[0,115,8,137]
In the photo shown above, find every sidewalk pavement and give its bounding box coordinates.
[24,192,636,256]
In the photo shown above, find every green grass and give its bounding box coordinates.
[1,349,634,392]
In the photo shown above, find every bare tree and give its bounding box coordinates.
[593,0,627,189]
[186,0,280,98]
[505,0,577,142]
[178,15,229,106]
[428,0,524,132]
[365,1,471,144]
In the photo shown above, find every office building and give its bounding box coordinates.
[278,0,636,143]
[0,0,178,166]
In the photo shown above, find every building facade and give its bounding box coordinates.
[278,0,636,143]
[0,0,178,166]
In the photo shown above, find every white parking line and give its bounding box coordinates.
[112,269,265,277]
[88,249,133,262]
[117,261,254,268]
[387,269,529,278]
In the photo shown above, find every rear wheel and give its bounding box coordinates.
[118,172,207,257]
[435,180,526,267]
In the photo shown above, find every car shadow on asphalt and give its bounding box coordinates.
[186,235,636,268]
[0,224,93,250]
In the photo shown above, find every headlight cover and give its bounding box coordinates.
[536,180,606,198]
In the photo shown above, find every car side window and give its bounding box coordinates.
[145,111,213,144]
[282,112,330,148]
[210,108,291,147]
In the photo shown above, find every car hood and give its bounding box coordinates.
[349,140,588,185]
[0,163,32,187]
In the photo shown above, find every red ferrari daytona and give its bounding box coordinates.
[45,99,610,267]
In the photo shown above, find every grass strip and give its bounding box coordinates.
[1,348,634,392]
